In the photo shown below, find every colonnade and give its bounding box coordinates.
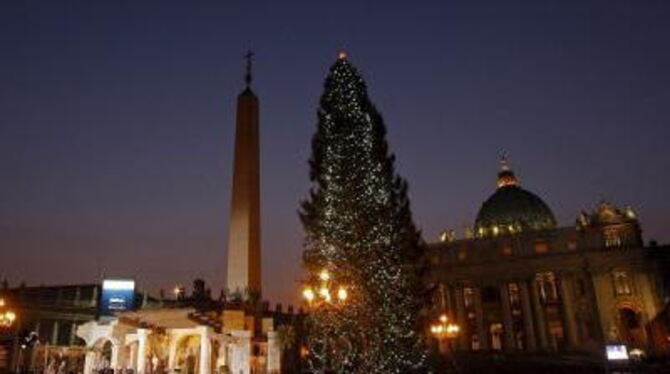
[79,324,257,374]
[443,273,583,353]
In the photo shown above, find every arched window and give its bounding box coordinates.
[534,241,549,254]
[490,323,504,351]
[605,230,622,248]
[619,308,640,329]
[536,272,559,303]
[613,271,632,296]
[463,287,475,309]
[482,286,500,303]
[500,246,513,257]
[471,334,480,351]
[507,283,520,307]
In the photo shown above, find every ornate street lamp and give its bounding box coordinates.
[0,298,16,328]
[301,269,348,308]
[430,314,460,353]
[301,269,350,373]
[173,285,184,301]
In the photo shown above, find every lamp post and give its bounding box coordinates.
[1,298,19,374]
[302,269,348,307]
[0,298,16,328]
[430,313,460,370]
[173,285,184,301]
[301,269,349,373]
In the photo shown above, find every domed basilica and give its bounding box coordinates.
[474,157,556,237]
[427,157,669,360]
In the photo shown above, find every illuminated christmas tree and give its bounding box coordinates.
[300,52,429,373]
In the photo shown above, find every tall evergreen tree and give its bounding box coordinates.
[300,54,429,373]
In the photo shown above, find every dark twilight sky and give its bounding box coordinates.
[1,1,669,305]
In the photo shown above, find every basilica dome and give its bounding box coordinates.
[474,158,556,237]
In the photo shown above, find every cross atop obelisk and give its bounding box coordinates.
[226,52,261,299]
[244,50,254,87]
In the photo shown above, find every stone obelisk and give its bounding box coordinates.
[226,52,261,297]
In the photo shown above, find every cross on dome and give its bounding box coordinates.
[497,155,518,188]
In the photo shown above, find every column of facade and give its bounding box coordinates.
[167,334,178,371]
[558,276,579,349]
[230,330,251,374]
[474,286,488,350]
[198,327,212,374]
[84,351,97,374]
[585,271,606,344]
[69,322,78,345]
[444,284,455,313]
[74,287,81,306]
[91,286,99,307]
[499,283,516,352]
[266,331,281,374]
[111,335,127,370]
[129,343,138,371]
[454,286,467,350]
[11,321,23,372]
[529,279,549,350]
[111,343,121,370]
[519,280,536,352]
[51,321,59,345]
[137,329,149,374]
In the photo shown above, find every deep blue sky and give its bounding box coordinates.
[1,1,669,304]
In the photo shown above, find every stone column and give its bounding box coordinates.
[137,329,149,374]
[91,286,99,307]
[130,343,138,371]
[69,322,78,345]
[111,343,121,370]
[529,279,549,350]
[267,331,281,374]
[168,334,178,371]
[84,351,96,374]
[33,321,41,338]
[198,327,212,374]
[111,335,127,371]
[585,272,606,345]
[559,276,579,349]
[454,286,467,350]
[519,281,536,352]
[230,330,252,374]
[474,287,488,350]
[499,283,516,352]
[444,284,455,313]
[51,321,59,345]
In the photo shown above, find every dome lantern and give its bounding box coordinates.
[475,157,556,237]
[497,155,518,188]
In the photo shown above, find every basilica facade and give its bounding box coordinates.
[427,158,667,357]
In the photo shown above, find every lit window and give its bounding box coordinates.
[536,272,558,303]
[534,242,549,254]
[471,334,480,351]
[576,278,587,296]
[463,287,474,309]
[613,271,632,296]
[605,231,622,248]
[458,250,467,261]
[507,283,520,307]
[501,246,512,257]
[490,323,503,351]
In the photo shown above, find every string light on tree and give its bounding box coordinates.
[300,53,429,373]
